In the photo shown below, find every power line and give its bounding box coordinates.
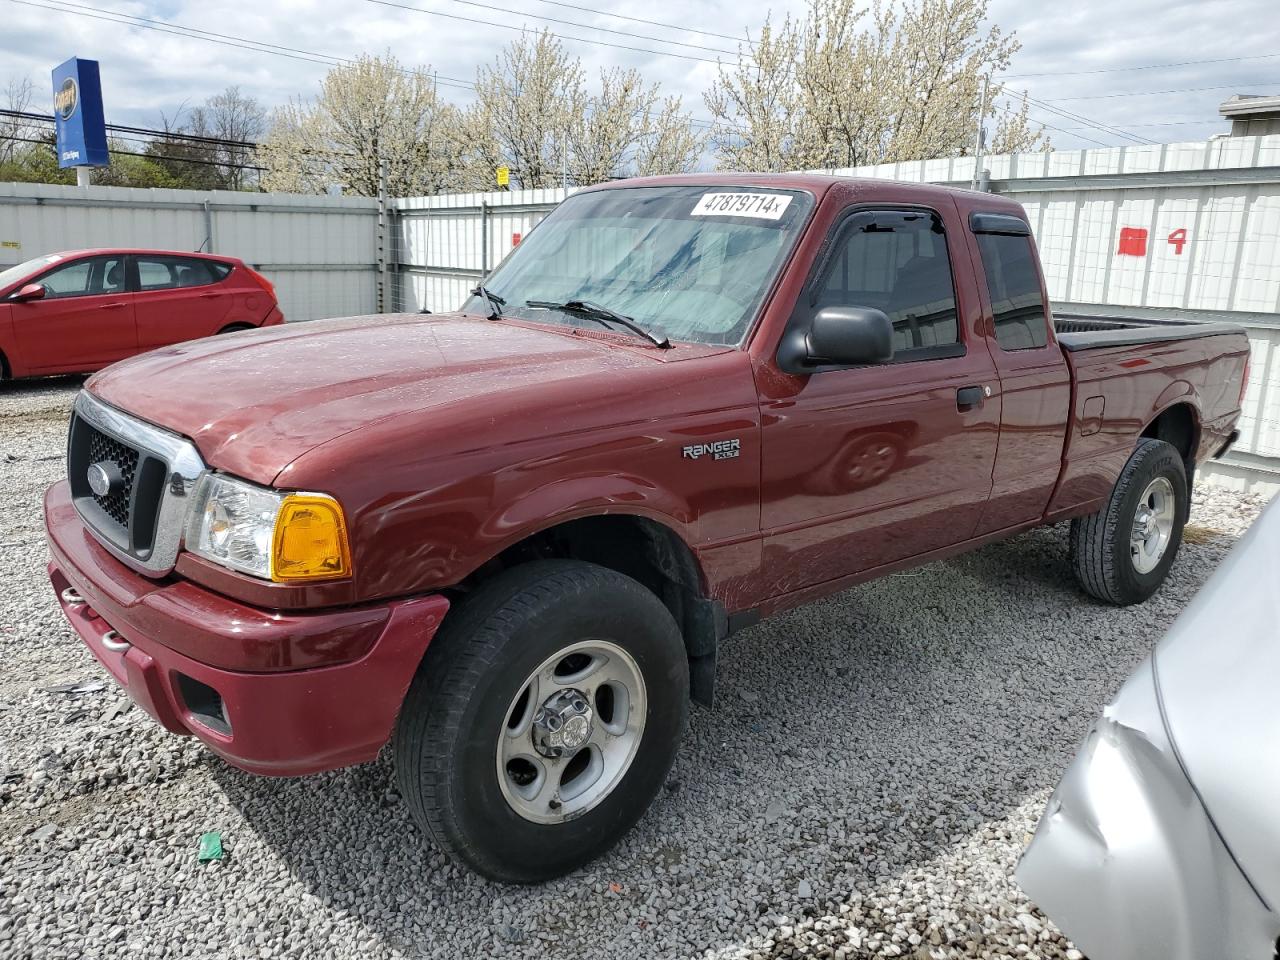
[523,0,754,46]
[364,0,724,64]
[0,109,261,151]
[424,0,741,56]
[1002,51,1280,80]
[1046,82,1280,102]
[989,101,1114,149]
[1054,119,1224,130]
[7,0,478,90]
[1104,119,1224,128]
[5,135,266,172]
[1004,91,1154,146]
[9,0,734,132]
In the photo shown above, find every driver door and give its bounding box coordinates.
[756,205,1000,599]
[12,255,135,373]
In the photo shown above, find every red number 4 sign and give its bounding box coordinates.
[1117,227,1189,256]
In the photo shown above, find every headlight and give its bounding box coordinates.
[185,474,351,582]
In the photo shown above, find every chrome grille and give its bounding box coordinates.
[67,392,207,576]
[84,425,139,528]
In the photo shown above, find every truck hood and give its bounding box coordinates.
[86,313,699,484]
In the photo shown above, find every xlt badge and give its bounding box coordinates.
[682,438,741,461]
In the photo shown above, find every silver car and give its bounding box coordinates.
[1018,498,1280,960]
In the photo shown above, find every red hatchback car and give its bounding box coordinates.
[0,249,284,382]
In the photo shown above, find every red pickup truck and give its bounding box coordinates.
[44,175,1249,883]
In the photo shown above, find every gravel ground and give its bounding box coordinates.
[0,376,1270,959]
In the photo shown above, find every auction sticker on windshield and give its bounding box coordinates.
[691,192,793,220]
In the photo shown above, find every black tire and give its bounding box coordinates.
[218,323,255,334]
[1069,438,1188,605]
[394,560,688,883]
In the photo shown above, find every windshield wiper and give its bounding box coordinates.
[525,299,670,348]
[470,285,505,320]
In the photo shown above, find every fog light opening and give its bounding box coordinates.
[175,673,231,736]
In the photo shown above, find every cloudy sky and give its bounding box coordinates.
[2,0,1277,155]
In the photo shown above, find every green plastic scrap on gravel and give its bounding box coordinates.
[197,831,223,862]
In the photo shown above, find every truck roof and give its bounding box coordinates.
[584,171,1022,210]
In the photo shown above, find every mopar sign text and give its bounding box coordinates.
[682,438,741,461]
[54,77,78,120]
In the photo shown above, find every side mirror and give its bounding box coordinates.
[10,282,46,303]
[806,305,894,366]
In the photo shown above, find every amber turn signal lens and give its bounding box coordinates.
[271,495,351,582]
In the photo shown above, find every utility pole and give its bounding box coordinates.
[561,127,569,192]
[971,75,989,191]
[377,157,389,313]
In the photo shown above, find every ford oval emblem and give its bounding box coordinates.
[87,461,119,497]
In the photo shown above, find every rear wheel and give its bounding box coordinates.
[394,560,688,883]
[218,323,254,334]
[1070,438,1187,605]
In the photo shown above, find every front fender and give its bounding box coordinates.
[482,473,694,545]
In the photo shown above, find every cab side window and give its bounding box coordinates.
[38,257,126,299]
[976,233,1049,351]
[817,210,959,359]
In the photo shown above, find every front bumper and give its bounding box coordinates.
[1017,660,1279,960]
[45,480,449,776]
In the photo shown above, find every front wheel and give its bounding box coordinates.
[1069,437,1188,605]
[394,560,688,883]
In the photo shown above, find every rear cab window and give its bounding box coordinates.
[817,209,961,361]
[974,231,1050,351]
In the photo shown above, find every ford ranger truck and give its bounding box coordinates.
[44,174,1250,883]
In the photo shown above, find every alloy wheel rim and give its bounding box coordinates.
[1130,476,1176,574]
[496,639,647,824]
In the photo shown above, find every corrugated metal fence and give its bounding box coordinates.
[0,182,379,322]
[390,188,573,314]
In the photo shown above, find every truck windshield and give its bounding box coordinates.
[464,185,814,347]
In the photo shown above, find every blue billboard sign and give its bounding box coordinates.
[52,57,108,169]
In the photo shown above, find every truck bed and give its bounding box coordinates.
[1054,314,1247,352]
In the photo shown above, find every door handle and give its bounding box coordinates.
[956,385,986,410]
[99,302,128,310]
